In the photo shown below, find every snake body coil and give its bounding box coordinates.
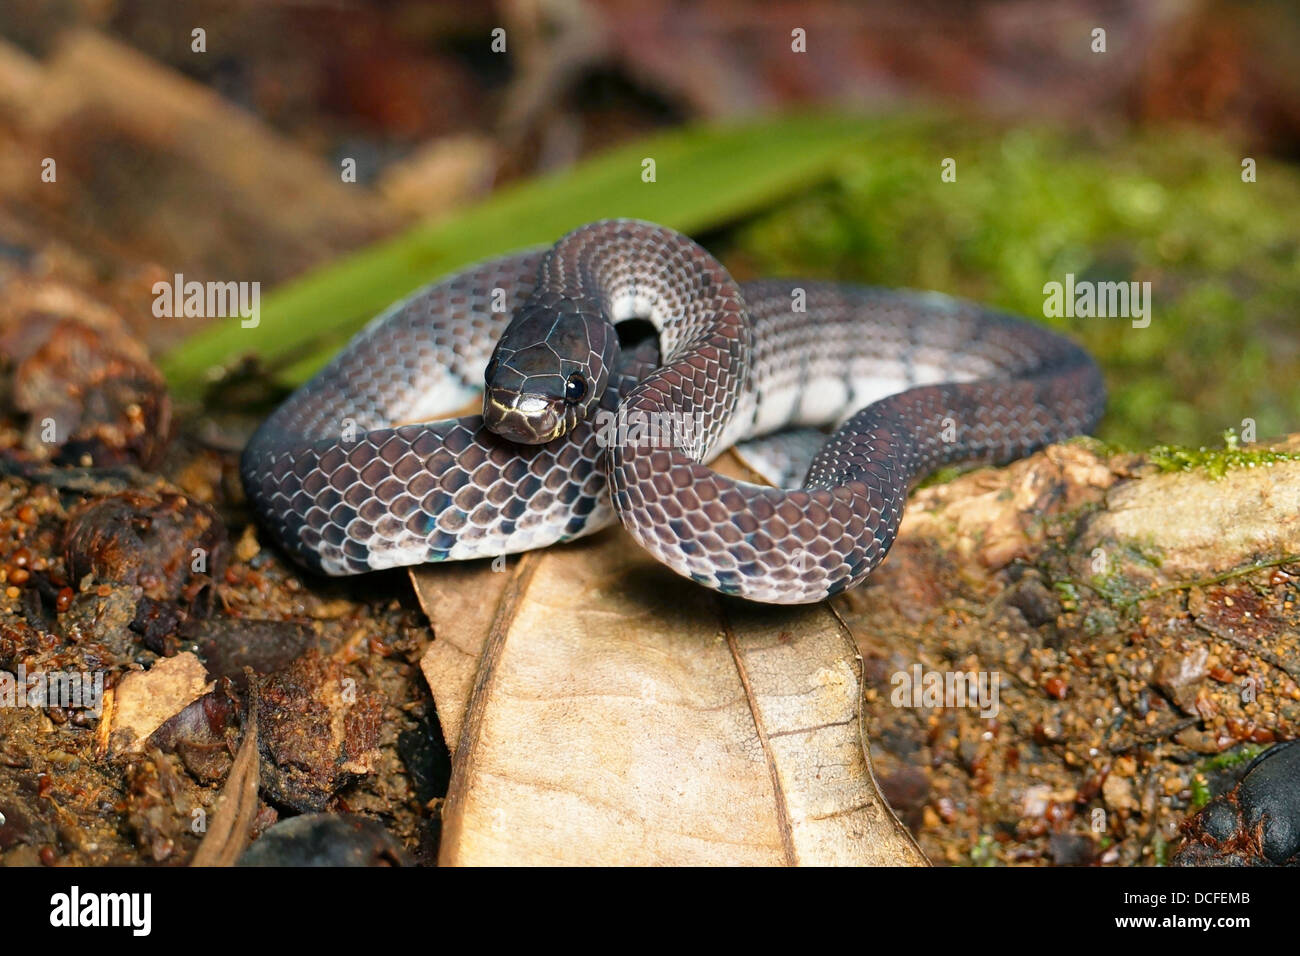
[242,220,1104,604]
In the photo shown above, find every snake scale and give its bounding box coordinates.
[242,219,1105,604]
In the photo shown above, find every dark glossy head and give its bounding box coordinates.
[483,299,619,444]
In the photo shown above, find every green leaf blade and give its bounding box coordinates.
[161,113,871,396]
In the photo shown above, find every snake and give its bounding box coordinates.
[241,219,1105,604]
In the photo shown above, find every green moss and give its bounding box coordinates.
[969,833,998,867]
[727,121,1300,449]
[1082,606,1118,636]
[1199,743,1268,774]
[1090,575,1146,608]
[1067,435,1126,458]
[1148,429,1300,479]
[1084,539,1167,607]
[914,464,967,489]
[1151,830,1168,867]
[1190,774,1212,811]
[1052,581,1080,612]
[1188,745,1269,810]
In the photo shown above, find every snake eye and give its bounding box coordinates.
[564,373,587,404]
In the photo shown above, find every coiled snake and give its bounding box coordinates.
[242,219,1104,604]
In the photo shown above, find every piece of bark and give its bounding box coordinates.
[254,650,384,812]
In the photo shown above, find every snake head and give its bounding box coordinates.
[483,300,618,444]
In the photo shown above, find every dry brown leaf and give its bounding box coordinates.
[416,453,925,866]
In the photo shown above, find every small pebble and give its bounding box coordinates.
[235,525,261,562]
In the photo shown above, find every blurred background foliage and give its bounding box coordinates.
[726,122,1300,448]
[1,0,1297,450]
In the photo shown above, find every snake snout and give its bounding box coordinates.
[484,386,566,444]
